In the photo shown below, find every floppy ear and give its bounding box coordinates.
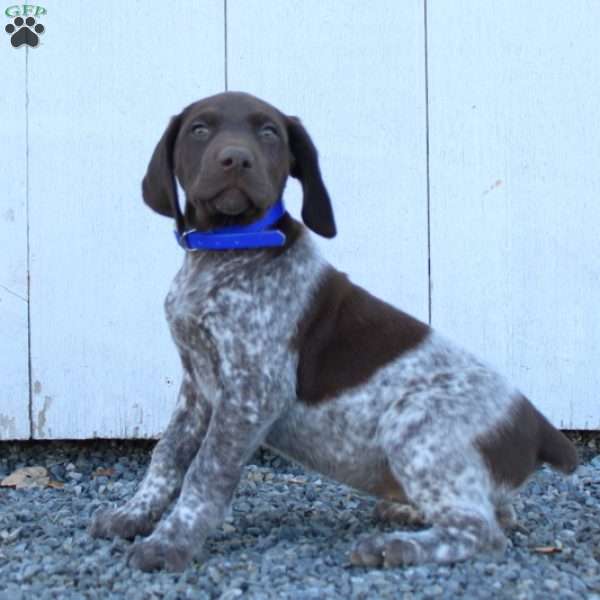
[141,114,183,218]
[287,117,337,238]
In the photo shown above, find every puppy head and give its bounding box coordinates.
[142,91,336,238]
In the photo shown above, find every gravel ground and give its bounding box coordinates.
[0,436,599,600]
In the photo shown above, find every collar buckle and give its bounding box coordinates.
[175,229,200,251]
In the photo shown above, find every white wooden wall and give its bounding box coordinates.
[1,43,29,438]
[0,1,598,439]
[428,2,600,430]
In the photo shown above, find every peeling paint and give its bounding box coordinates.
[3,208,15,222]
[0,413,17,439]
[132,402,144,425]
[36,396,53,438]
[33,380,42,394]
[482,179,504,196]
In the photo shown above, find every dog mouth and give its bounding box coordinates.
[187,174,278,229]
[212,188,252,216]
[190,187,264,229]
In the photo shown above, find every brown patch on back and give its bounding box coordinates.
[477,394,578,488]
[292,267,430,404]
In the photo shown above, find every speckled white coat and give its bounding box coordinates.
[90,226,569,570]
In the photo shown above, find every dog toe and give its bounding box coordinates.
[89,506,117,539]
[89,505,154,540]
[128,537,192,572]
[350,535,386,567]
[351,534,424,568]
[381,537,422,567]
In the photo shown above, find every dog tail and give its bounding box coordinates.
[478,393,578,487]
[535,401,578,474]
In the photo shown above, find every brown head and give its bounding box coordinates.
[142,91,336,238]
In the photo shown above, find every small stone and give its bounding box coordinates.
[424,584,444,597]
[0,528,22,543]
[207,566,222,584]
[305,486,317,502]
[20,564,40,583]
[218,589,243,600]
[47,464,66,480]
[544,579,560,592]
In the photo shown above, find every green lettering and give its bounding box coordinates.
[5,5,20,17]
[35,5,47,16]
[22,5,34,16]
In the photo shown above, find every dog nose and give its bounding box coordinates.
[218,146,253,171]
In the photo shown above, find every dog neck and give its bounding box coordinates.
[175,218,316,301]
[175,200,287,251]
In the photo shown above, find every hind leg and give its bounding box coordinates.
[352,404,506,567]
[352,511,505,567]
[373,495,516,531]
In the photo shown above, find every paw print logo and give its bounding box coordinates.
[5,16,45,48]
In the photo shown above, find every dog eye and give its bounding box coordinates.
[259,125,279,140]
[191,124,210,139]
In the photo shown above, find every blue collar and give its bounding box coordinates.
[175,200,287,251]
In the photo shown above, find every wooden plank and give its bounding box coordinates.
[27,0,225,438]
[428,1,600,428]
[0,39,29,439]
[227,0,429,320]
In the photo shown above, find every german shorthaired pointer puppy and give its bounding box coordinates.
[89,92,578,572]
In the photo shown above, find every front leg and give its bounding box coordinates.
[90,371,211,540]
[128,373,284,572]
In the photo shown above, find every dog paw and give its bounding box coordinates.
[373,501,425,526]
[350,534,422,568]
[89,505,155,540]
[128,536,193,572]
